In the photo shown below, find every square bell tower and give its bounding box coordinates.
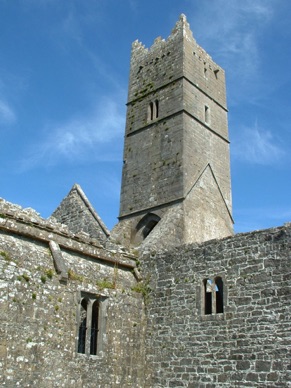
[113,15,233,250]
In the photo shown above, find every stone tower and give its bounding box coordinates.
[113,15,233,249]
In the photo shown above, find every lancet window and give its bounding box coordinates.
[147,100,159,122]
[77,292,107,356]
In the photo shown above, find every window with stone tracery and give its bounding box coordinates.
[147,100,159,122]
[203,276,224,315]
[77,292,107,356]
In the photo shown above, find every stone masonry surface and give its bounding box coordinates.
[141,224,291,387]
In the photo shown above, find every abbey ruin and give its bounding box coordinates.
[0,15,290,387]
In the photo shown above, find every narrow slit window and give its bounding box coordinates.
[147,102,153,122]
[204,279,212,315]
[90,300,99,355]
[215,277,224,314]
[78,298,88,354]
[204,105,210,124]
[150,102,154,121]
[155,100,159,119]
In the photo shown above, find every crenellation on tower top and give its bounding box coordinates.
[170,13,193,41]
[131,39,147,52]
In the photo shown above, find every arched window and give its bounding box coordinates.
[78,298,88,354]
[131,213,161,245]
[147,100,159,122]
[77,293,107,356]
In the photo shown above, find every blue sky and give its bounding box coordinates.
[0,0,290,233]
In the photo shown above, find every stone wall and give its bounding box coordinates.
[52,184,110,244]
[141,224,291,387]
[0,199,145,387]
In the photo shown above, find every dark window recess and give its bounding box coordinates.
[132,213,161,246]
[78,298,88,354]
[215,277,224,314]
[143,219,159,239]
[155,100,159,119]
[90,300,99,355]
[204,279,212,315]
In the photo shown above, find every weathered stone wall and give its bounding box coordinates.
[141,224,291,387]
[120,113,184,216]
[0,201,145,388]
[52,184,110,244]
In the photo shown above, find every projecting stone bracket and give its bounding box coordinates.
[49,240,68,283]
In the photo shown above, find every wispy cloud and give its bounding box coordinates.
[191,0,274,78]
[231,122,285,165]
[0,99,16,125]
[19,95,125,171]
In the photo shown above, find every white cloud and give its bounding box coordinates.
[231,122,285,165]
[0,99,16,124]
[19,96,125,171]
[191,0,274,77]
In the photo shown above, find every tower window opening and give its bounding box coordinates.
[148,102,154,121]
[150,102,154,121]
[148,100,159,122]
[204,105,210,124]
[155,100,159,119]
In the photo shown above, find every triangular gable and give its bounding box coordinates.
[51,184,110,244]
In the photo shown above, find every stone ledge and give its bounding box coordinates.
[0,199,137,272]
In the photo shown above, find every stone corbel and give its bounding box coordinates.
[49,240,68,283]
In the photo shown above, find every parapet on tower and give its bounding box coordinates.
[113,15,233,250]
